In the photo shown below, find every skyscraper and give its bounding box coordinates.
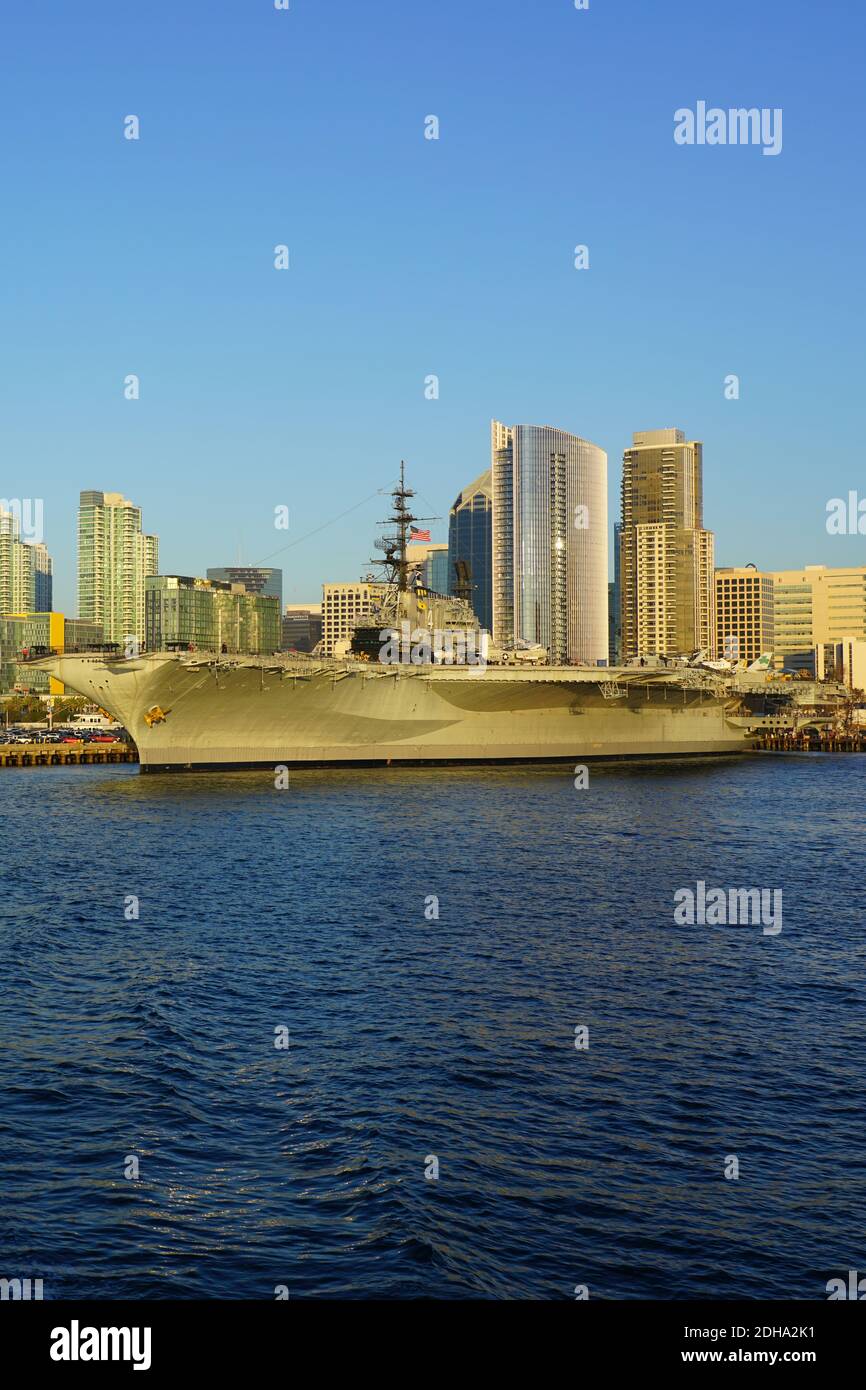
[423,545,449,594]
[0,507,36,615]
[78,491,159,645]
[32,543,53,611]
[491,421,608,664]
[619,429,714,659]
[448,468,493,632]
[609,521,622,665]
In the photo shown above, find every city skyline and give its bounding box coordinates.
[8,408,866,628]
[14,396,866,617]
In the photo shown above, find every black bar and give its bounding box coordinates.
[3,1298,862,1375]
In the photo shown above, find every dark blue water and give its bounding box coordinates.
[1,755,865,1299]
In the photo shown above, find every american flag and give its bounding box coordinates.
[410,527,431,542]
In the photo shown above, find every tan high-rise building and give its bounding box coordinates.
[322,580,388,656]
[771,564,866,672]
[78,491,158,645]
[619,429,714,659]
[715,566,775,664]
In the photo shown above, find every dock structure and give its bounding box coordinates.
[758,728,866,753]
[0,740,138,769]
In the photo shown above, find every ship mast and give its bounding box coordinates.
[371,462,436,592]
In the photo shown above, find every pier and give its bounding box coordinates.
[757,729,866,753]
[0,740,138,769]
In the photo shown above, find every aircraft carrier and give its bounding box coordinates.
[25,471,846,772]
[28,647,773,770]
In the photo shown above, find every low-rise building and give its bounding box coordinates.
[145,576,280,654]
[0,613,103,694]
[281,604,322,653]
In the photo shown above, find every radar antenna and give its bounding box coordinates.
[371,461,438,593]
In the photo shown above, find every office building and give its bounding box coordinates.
[815,638,866,691]
[145,576,280,654]
[422,544,449,593]
[715,566,774,664]
[78,491,158,645]
[322,580,387,656]
[619,429,714,659]
[32,544,53,611]
[0,613,103,695]
[609,521,622,665]
[206,567,283,608]
[771,565,866,673]
[491,420,608,664]
[448,469,493,631]
[403,541,448,593]
[405,542,441,588]
[281,604,323,653]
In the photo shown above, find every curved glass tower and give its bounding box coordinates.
[491,421,608,665]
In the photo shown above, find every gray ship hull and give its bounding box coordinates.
[35,652,759,770]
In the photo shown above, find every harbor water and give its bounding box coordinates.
[1,755,864,1299]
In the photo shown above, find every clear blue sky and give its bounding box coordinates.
[2,0,864,613]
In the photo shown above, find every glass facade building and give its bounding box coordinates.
[32,544,53,611]
[145,576,280,654]
[609,521,622,664]
[423,546,449,595]
[491,421,608,664]
[0,613,103,694]
[448,469,493,632]
[206,568,283,608]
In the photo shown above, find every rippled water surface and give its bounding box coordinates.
[1,755,865,1299]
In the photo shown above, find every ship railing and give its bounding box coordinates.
[17,644,326,664]
[18,644,124,662]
